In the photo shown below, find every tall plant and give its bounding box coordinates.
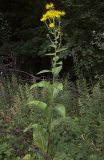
[24,3,66,160]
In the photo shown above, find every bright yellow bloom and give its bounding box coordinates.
[41,10,65,21]
[40,3,65,22]
[49,23,55,28]
[46,3,54,10]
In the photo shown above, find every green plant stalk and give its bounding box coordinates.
[45,22,62,160]
[29,13,66,160]
[52,37,57,83]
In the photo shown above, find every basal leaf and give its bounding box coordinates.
[33,125,48,154]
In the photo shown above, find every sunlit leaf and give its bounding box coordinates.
[28,100,47,110]
[30,81,50,89]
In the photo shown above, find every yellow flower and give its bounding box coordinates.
[40,3,66,22]
[49,23,55,28]
[46,10,56,18]
[46,3,54,10]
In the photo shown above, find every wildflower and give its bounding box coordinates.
[40,3,65,22]
[49,23,55,28]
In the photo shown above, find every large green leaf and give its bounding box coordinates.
[32,124,48,154]
[30,81,50,89]
[28,100,47,110]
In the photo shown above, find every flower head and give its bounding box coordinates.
[40,3,65,22]
[49,23,55,28]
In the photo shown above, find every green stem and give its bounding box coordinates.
[45,27,58,160]
[52,28,58,84]
[44,19,62,160]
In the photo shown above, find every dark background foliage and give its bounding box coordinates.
[0,0,104,82]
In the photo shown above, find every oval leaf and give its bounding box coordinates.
[56,104,66,118]
[30,81,50,89]
[28,100,47,110]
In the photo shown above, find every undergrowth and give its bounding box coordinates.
[0,76,104,160]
